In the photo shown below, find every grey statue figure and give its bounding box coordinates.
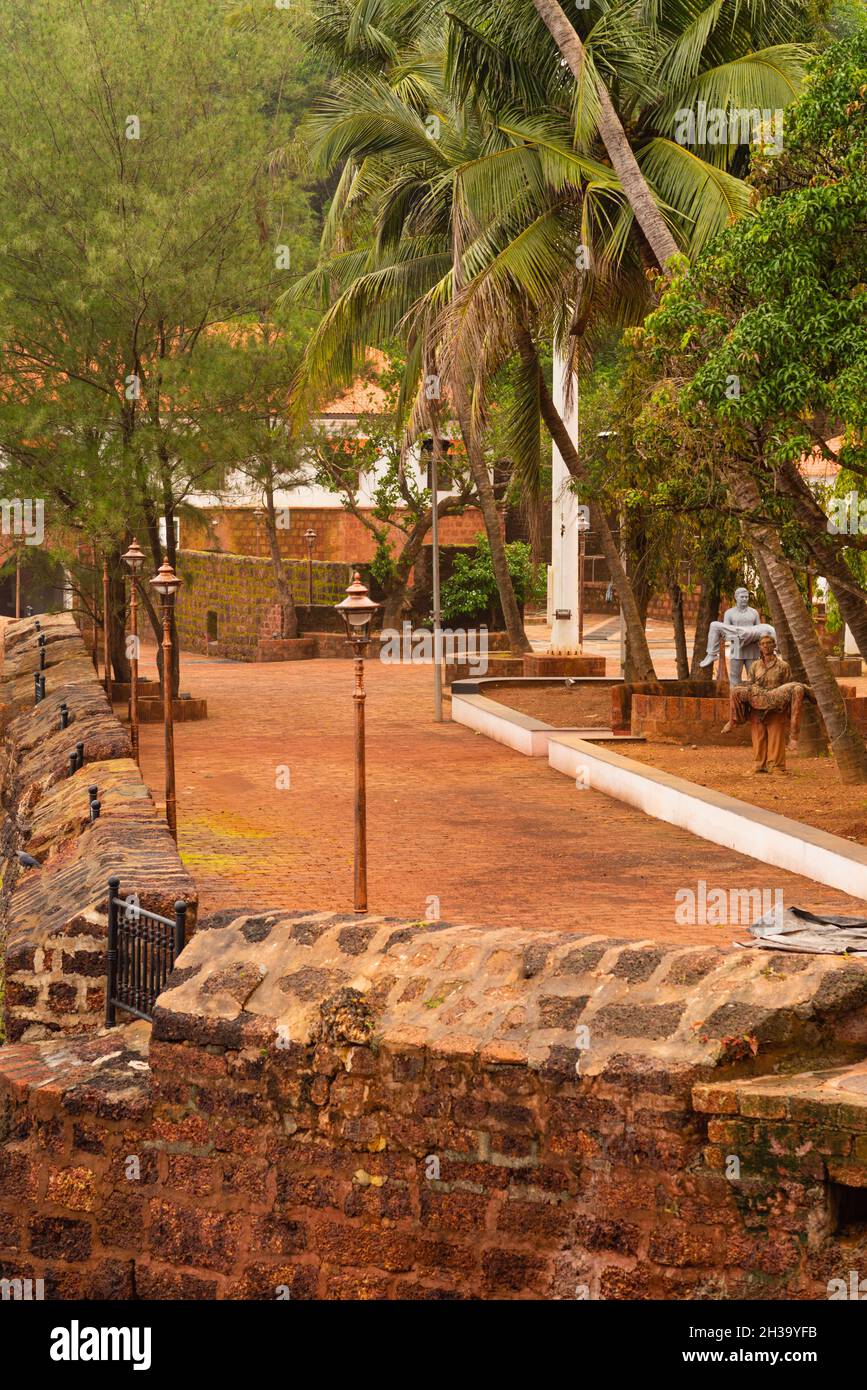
[699,587,776,684]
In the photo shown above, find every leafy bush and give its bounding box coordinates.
[440,536,544,623]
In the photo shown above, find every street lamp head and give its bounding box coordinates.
[335,571,380,642]
[150,557,183,601]
[253,506,265,523]
[304,527,317,546]
[122,537,146,575]
[576,513,591,534]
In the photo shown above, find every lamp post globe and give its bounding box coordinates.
[335,571,380,651]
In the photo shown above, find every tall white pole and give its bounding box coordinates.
[431,450,443,721]
[550,348,580,654]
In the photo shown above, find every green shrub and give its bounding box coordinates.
[440,536,544,624]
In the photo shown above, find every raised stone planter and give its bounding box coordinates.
[256,637,317,662]
[446,654,525,683]
[110,677,208,720]
[523,653,606,677]
[109,676,160,701]
[829,655,863,677]
[630,685,867,746]
[631,690,749,745]
[136,695,208,722]
[611,678,720,735]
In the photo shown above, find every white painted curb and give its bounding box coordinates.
[549,733,867,903]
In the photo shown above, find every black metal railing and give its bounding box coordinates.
[105,875,188,1026]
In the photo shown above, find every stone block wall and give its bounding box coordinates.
[647,588,709,624]
[631,691,750,746]
[694,1063,867,1291]
[3,911,867,1299]
[174,550,353,659]
[629,689,867,746]
[611,679,725,738]
[0,614,197,1044]
[184,506,487,569]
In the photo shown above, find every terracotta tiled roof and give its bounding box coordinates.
[799,437,843,481]
[320,349,390,416]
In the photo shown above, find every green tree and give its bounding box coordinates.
[638,22,867,780]
[292,0,820,677]
[0,0,319,684]
[309,357,477,627]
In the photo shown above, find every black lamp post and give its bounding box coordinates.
[150,557,183,841]
[335,572,381,913]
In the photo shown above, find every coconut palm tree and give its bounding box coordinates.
[439,0,814,672]
[289,0,815,669]
[287,5,532,650]
[529,0,679,268]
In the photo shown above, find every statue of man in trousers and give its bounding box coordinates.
[699,587,776,684]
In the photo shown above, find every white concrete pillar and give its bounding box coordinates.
[550,348,580,653]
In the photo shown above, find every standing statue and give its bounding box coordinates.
[721,634,816,774]
[699,587,776,684]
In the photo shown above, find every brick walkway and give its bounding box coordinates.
[134,646,860,946]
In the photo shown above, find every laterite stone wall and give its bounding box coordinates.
[629,688,867,745]
[0,614,197,1043]
[182,505,487,571]
[2,911,867,1299]
[174,550,353,660]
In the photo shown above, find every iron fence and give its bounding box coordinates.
[105,875,188,1026]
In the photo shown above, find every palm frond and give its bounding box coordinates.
[638,135,752,252]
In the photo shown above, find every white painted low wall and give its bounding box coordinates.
[451,692,552,756]
[548,734,867,903]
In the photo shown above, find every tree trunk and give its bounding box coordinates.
[624,515,652,683]
[381,588,407,631]
[524,339,656,679]
[109,565,130,685]
[669,579,689,679]
[774,457,867,659]
[140,510,180,697]
[264,479,298,639]
[752,542,827,755]
[530,0,679,271]
[380,531,422,631]
[453,385,530,654]
[690,575,721,679]
[729,469,867,782]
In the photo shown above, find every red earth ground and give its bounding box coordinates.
[131,644,864,946]
[486,682,867,844]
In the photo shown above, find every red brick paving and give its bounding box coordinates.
[133,646,861,946]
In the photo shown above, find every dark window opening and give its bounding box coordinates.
[831,1181,867,1234]
[206,611,218,641]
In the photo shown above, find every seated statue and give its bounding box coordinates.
[721,634,816,773]
[700,586,776,684]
